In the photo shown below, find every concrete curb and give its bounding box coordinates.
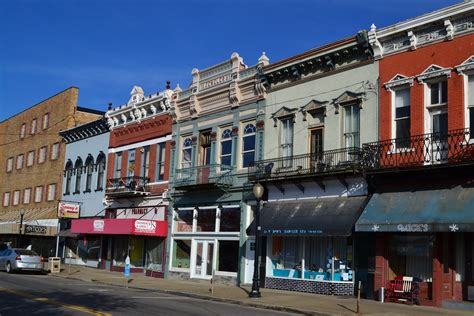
[50,273,331,316]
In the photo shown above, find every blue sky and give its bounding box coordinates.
[0,0,460,120]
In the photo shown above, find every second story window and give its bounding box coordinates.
[30,118,37,135]
[280,119,293,159]
[6,157,13,172]
[51,143,60,160]
[127,149,135,177]
[74,158,83,194]
[20,124,26,139]
[156,143,166,181]
[429,80,448,106]
[114,152,122,178]
[343,104,360,148]
[85,155,94,192]
[34,186,43,203]
[394,88,411,147]
[13,190,20,206]
[141,146,150,178]
[220,129,232,167]
[242,123,256,168]
[47,184,56,201]
[468,75,474,137]
[39,146,47,163]
[64,160,73,195]
[181,138,193,168]
[23,188,31,204]
[42,113,49,129]
[27,150,35,167]
[3,192,10,207]
[16,154,24,170]
[96,153,106,190]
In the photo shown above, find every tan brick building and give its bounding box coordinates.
[0,87,103,256]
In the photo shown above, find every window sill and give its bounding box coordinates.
[72,191,80,195]
[83,189,91,194]
[94,188,103,192]
[63,193,70,196]
[387,148,415,155]
[426,103,447,110]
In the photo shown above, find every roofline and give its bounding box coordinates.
[76,106,105,115]
[263,36,356,71]
[59,117,108,136]
[0,86,79,123]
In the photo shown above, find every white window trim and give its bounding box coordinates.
[47,184,56,201]
[23,188,31,204]
[39,146,47,163]
[34,186,43,203]
[3,192,10,207]
[13,190,20,205]
[181,136,193,169]
[218,126,233,167]
[168,237,192,273]
[16,154,24,170]
[423,80,448,135]
[239,121,256,170]
[462,71,474,131]
[6,157,13,172]
[27,151,35,167]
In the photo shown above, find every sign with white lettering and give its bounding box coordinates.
[396,224,429,232]
[25,225,47,235]
[93,220,105,232]
[134,220,156,234]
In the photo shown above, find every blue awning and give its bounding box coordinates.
[355,186,474,233]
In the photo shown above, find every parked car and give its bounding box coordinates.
[0,248,44,273]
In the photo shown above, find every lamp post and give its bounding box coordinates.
[18,209,25,248]
[249,182,264,298]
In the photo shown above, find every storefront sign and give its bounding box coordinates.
[25,225,47,235]
[58,202,80,219]
[263,229,323,235]
[396,224,429,232]
[134,220,156,234]
[93,220,105,232]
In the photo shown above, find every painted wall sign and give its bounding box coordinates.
[58,202,80,219]
[25,225,47,235]
[93,220,105,232]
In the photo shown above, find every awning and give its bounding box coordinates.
[259,196,367,236]
[57,229,79,238]
[355,186,474,232]
[71,218,168,237]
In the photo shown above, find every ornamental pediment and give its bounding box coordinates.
[384,74,414,90]
[300,100,327,120]
[271,106,298,126]
[456,55,474,74]
[332,91,364,114]
[417,64,451,82]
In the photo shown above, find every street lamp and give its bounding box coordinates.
[18,209,25,248]
[249,182,264,298]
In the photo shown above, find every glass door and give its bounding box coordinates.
[310,128,324,171]
[198,131,212,184]
[192,240,215,279]
[431,111,448,163]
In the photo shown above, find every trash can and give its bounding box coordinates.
[48,257,61,273]
[378,287,385,303]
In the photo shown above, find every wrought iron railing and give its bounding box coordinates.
[362,128,473,170]
[106,176,150,193]
[249,147,362,181]
[174,164,233,190]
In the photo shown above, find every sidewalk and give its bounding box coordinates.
[52,265,470,315]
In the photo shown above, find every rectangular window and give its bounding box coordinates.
[30,118,37,134]
[174,209,194,232]
[23,188,31,204]
[172,239,191,269]
[51,143,60,160]
[468,75,474,137]
[42,113,49,130]
[196,208,216,232]
[280,119,293,160]
[181,138,193,168]
[114,152,122,178]
[20,124,26,139]
[39,146,47,163]
[47,184,56,201]
[430,80,448,105]
[3,192,10,207]
[13,190,20,205]
[242,123,256,168]
[6,157,13,172]
[34,186,43,203]
[145,238,164,272]
[219,207,241,232]
[27,150,35,167]
[343,104,360,148]
[16,154,24,169]
[394,88,411,147]
[156,143,166,181]
[140,146,150,178]
[220,128,232,166]
[127,150,135,177]
[217,240,239,273]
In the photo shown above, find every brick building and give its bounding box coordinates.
[0,87,103,256]
[71,84,174,277]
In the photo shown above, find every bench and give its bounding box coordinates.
[385,276,420,305]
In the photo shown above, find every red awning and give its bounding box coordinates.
[71,218,167,237]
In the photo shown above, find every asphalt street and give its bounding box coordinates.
[0,272,299,316]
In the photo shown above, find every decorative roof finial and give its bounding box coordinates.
[166,80,171,90]
[370,23,376,32]
[108,102,112,110]
[258,52,270,66]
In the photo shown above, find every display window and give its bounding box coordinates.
[129,236,144,268]
[113,236,129,267]
[174,209,193,232]
[217,240,239,273]
[172,239,191,269]
[145,238,164,271]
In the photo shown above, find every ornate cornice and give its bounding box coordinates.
[416,64,452,83]
[59,118,109,144]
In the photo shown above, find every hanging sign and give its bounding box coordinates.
[58,202,80,219]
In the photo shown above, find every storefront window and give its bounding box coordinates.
[30,238,57,258]
[85,236,101,261]
[130,236,144,268]
[145,238,164,271]
[172,239,191,269]
[113,236,129,267]
[217,240,239,273]
[196,208,216,232]
[270,236,353,282]
[219,208,240,232]
[174,209,193,232]
[389,234,433,282]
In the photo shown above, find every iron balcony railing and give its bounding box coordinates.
[174,164,233,189]
[249,147,362,181]
[362,128,473,170]
[106,176,150,194]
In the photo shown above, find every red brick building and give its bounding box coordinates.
[356,2,474,307]
[72,85,174,277]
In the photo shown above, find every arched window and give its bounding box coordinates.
[74,157,83,194]
[85,155,94,192]
[96,152,106,190]
[220,129,232,166]
[242,123,256,168]
[64,160,73,195]
[181,137,193,168]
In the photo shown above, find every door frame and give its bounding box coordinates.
[190,239,216,279]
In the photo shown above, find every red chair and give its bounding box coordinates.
[385,276,420,305]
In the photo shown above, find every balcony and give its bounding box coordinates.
[249,147,363,182]
[106,176,150,197]
[173,164,233,191]
[362,128,473,171]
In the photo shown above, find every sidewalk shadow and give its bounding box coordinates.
[337,303,357,313]
[238,286,251,295]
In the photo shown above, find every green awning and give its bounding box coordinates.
[355,186,474,233]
